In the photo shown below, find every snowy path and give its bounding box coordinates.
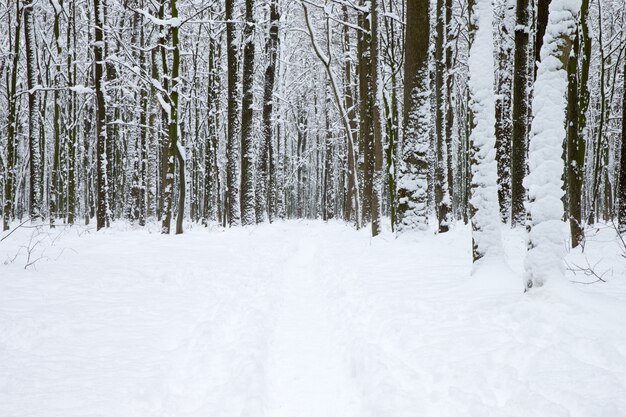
[265,239,361,417]
[1,221,626,417]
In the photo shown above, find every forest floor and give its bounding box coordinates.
[1,220,626,417]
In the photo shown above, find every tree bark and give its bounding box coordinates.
[618,53,626,231]
[24,0,43,221]
[397,0,430,232]
[3,2,22,231]
[240,0,256,225]
[370,0,383,236]
[255,0,280,223]
[435,0,451,232]
[94,0,110,230]
[225,0,241,226]
[511,0,530,226]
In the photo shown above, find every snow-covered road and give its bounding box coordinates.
[1,221,626,417]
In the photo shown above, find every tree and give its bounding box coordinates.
[24,0,42,221]
[618,56,626,232]
[301,1,361,229]
[524,0,580,289]
[225,0,241,226]
[467,0,502,262]
[565,0,590,248]
[397,0,430,232]
[435,0,452,232]
[161,0,185,235]
[255,0,280,223]
[370,0,383,236]
[510,0,530,226]
[3,1,22,231]
[494,0,514,222]
[240,0,256,225]
[94,0,110,230]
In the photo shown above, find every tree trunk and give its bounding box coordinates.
[511,0,530,226]
[370,0,383,236]
[495,0,514,222]
[468,0,501,262]
[435,0,451,233]
[618,55,626,231]
[24,0,42,221]
[397,0,430,232]
[225,0,241,226]
[161,0,185,235]
[255,0,279,223]
[3,2,22,231]
[566,31,583,247]
[524,0,578,290]
[240,0,256,225]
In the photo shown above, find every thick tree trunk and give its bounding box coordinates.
[24,0,42,221]
[435,0,451,233]
[255,0,279,223]
[524,0,579,290]
[370,0,383,236]
[50,0,63,227]
[511,0,530,226]
[495,0,514,222]
[358,3,374,225]
[397,0,430,232]
[240,0,256,225]
[225,0,240,226]
[468,0,501,262]
[3,2,22,231]
[566,32,583,247]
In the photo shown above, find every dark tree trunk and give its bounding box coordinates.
[566,33,583,247]
[94,0,110,230]
[225,0,240,225]
[435,0,451,232]
[256,0,280,223]
[24,0,42,221]
[510,0,530,226]
[397,0,430,231]
[240,0,256,225]
[3,2,22,231]
[370,0,383,236]
[534,0,551,78]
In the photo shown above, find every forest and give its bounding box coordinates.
[1,0,626,415]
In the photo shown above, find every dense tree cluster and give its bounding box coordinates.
[0,0,624,284]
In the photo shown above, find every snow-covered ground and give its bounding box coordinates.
[1,221,625,417]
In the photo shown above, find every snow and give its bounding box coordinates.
[1,221,626,417]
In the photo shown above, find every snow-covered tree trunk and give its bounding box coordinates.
[24,0,43,221]
[619,56,626,232]
[397,0,430,232]
[3,1,22,231]
[494,0,514,222]
[435,0,452,233]
[225,0,241,226]
[94,0,110,230]
[255,0,279,224]
[511,0,530,226]
[467,0,502,262]
[240,0,256,226]
[524,0,580,289]
[370,0,383,236]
